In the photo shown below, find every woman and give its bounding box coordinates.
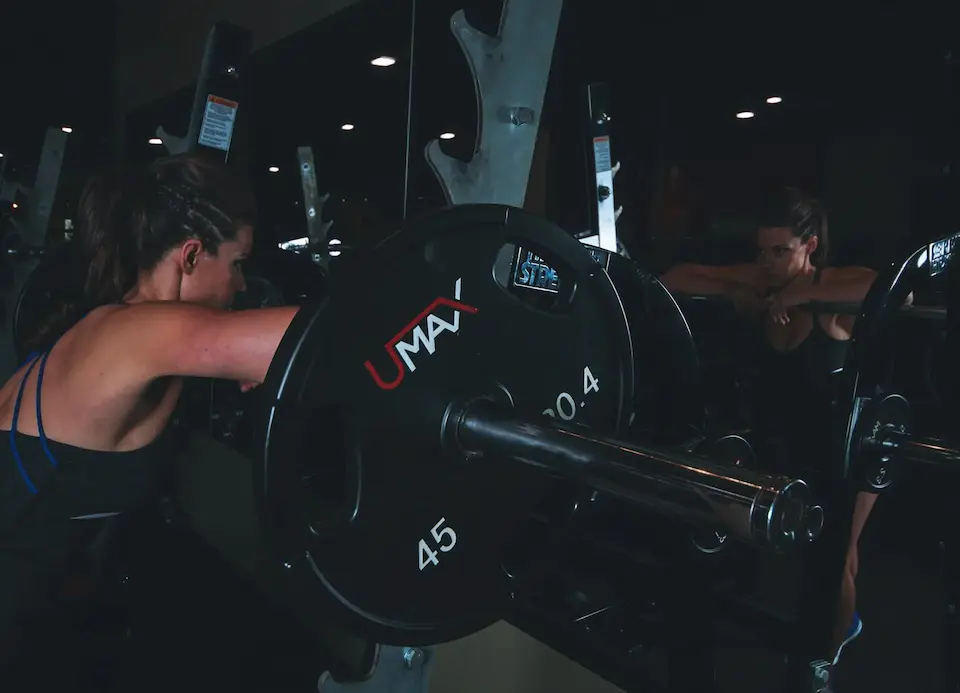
[0,155,299,674]
[659,187,880,666]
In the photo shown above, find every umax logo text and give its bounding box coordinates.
[364,279,479,390]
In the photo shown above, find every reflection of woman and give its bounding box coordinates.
[660,187,885,665]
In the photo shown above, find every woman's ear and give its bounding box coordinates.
[178,239,204,273]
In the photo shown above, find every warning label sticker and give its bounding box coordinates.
[198,95,239,152]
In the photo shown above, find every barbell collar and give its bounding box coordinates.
[454,398,823,549]
[865,431,960,471]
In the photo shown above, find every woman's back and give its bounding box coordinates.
[0,154,303,674]
[0,317,175,664]
[0,306,180,452]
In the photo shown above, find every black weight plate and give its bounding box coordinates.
[606,253,704,440]
[848,393,910,491]
[839,249,922,484]
[255,204,634,645]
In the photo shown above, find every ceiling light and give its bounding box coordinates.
[735,111,755,120]
[61,126,73,134]
[0,152,4,158]
[341,123,355,131]
[11,203,18,209]
[268,166,280,173]
[371,56,396,67]
[148,138,163,145]
[439,132,456,140]
[329,238,342,257]
[766,96,783,104]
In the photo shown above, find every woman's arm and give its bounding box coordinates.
[659,263,760,297]
[106,302,301,385]
[804,267,878,304]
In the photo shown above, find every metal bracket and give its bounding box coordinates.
[585,83,618,253]
[425,0,563,207]
[318,646,435,693]
[158,22,251,162]
[24,128,67,249]
[577,82,628,260]
[808,659,832,693]
[296,147,334,268]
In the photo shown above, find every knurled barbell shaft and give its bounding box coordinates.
[864,431,960,470]
[455,399,823,548]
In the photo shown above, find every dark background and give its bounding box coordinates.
[1,0,957,267]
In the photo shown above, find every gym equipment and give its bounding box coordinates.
[838,234,960,487]
[678,293,948,321]
[0,127,67,250]
[689,433,756,554]
[254,204,824,647]
[583,82,621,255]
[295,147,336,268]
[3,231,45,261]
[157,22,251,162]
[424,0,562,207]
[10,242,81,363]
[318,645,434,693]
[787,231,960,693]
[1,127,67,354]
[606,251,704,439]
[297,148,331,254]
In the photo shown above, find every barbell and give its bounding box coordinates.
[678,293,948,321]
[252,204,825,646]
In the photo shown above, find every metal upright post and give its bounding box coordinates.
[424,0,563,207]
[296,147,334,269]
[584,82,618,254]
[25,128,68,249]
[157,22,252,163]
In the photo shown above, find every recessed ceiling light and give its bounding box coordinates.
[61,126,73,134]
[439,132,456,140]
[268,166,280,173]
[148,138,163,145]
[766,96,783,104]
[371,56,396,67]
[736,111,755,120]
[341,123,355,131]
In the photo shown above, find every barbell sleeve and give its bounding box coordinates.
[863,431,960,471]
[455,399,823,549]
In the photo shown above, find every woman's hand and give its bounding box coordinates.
[239,380,261,393]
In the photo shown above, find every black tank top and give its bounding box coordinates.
[754,270,849,467]
[0,344,170,657]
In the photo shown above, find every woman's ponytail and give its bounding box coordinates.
[19,168,140,358]
[79,168,141,304]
